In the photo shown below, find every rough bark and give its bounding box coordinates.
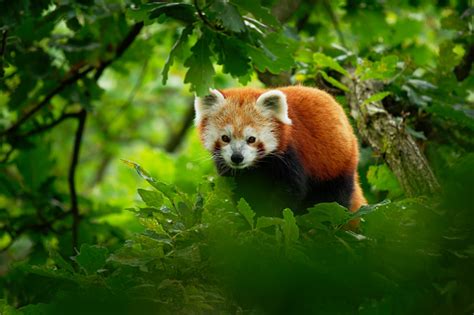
[344,76,440,197]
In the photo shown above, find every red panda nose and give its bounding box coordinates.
[231,153,244,164]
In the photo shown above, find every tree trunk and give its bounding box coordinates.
[344,76,440,197]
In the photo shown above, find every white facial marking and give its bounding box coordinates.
[194,88,225,125]
[258,125,278,153]
[256,90,292,125]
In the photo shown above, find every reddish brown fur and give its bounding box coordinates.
[200,86,367,212]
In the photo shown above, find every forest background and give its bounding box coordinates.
[0,0,473,314]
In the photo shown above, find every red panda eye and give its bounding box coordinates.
[247,136,256,144]
[221,135,231,143]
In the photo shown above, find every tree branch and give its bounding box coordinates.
[0,22,144,138]
[0,30,8,77]
[69,109,86,251]
[1,210,71,252]
[0,67,94,137]
[93,22,144,80]
[194,0,224,32]
[19,112,81,137]
[343,75,440,196]
[164,101,195,152]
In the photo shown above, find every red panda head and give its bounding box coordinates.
[195,89,292,170]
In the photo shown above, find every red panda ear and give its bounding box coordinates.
[194,89,225,125]
[256,90,292,125]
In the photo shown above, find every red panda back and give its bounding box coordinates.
[219,86,366,212]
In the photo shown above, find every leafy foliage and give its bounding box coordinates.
[1,160,473,314]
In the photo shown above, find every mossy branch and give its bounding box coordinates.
[343,75,440,197]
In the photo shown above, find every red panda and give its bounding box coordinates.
[194,86,366,216]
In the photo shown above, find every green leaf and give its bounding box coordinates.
[237,198,255,229]
[367,164,403,199]
[231,0,278,26]
[298,203,351,231]
[184,33,215,96]
[349,200,391,220]
[50,251,74,273]
[427,103,474,132]
[256,216,283,229]
[149,3,197,24]
[121,159,157,183]
[282,209,299,244]
[247,33,295,74]
[362,91,391,105]
[162,25,193,85]
[138,189,163,208]
[319,70,350,92]
[313,52,349,76]
[127,3,162,24]
[16,143,54,191]
[210,0,246,33]
[357,55,400,81]
[74,244,108,275]
[214,34,251,77]
[19,303,53,315]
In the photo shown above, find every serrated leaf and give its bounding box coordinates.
[237,198,255,229]
[214,34,251,77]
[210,0,246,33]
[184,33,215,96]
[247,33,295,74]
[162,25,193,85]
[138,189,163,208]
[298,203,351,231]
[73,244,108,275]
[313,52,349,76]
[362,91,391,105]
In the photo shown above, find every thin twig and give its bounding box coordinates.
[0,66,94,137]
[19,112,81,137]
[69,109,86,251]
[94,22,144,80]
[194,0,224,31]
[0,30,7,55]
[1,211,71,252]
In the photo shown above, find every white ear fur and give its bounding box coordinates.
[194,88,225,125]
[256,90,292,125]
